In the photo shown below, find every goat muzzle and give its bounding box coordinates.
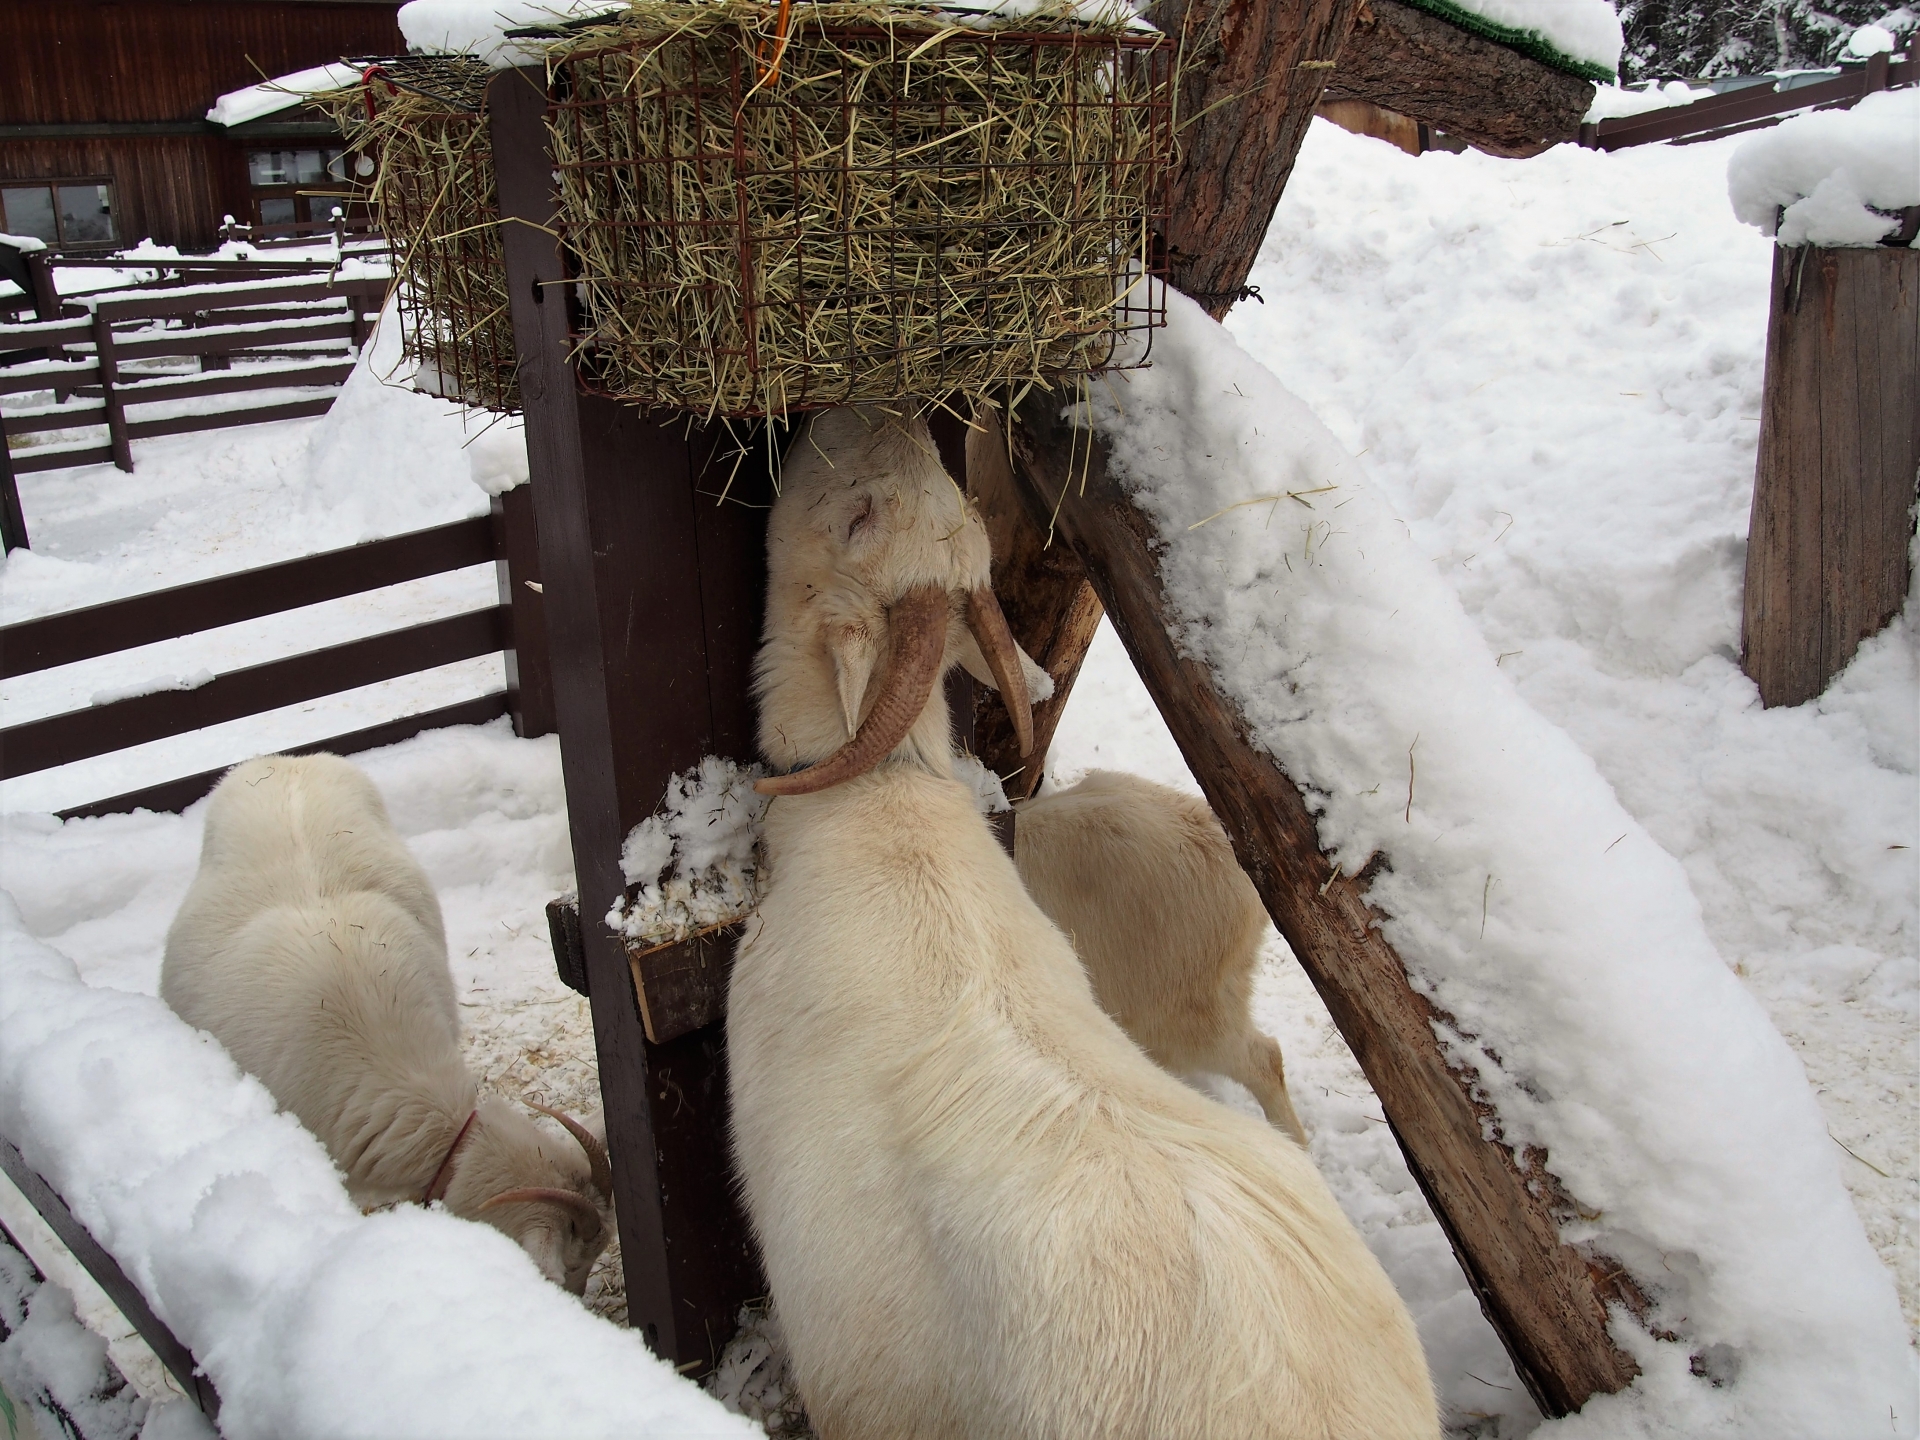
[756,584,951,797]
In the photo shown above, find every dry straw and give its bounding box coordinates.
[321,57,522,411]
[545,0,1173,419]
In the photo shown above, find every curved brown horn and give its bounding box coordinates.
[527,1102,613,1203]
[965,587,1034,757]
[756,585,952,797]
[479,1186,605,1234]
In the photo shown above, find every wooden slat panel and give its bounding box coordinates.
[2,515,496,678]
[0,605,509,778]
[55,693,513,820]
[0,1136,220,1419]
[1,403,108,434]
[122,396,336,441]
[1594,59,1911,149]
[115,362,357,405]
[96,279,386,323]
[8,443,114,474]
[0,362,101,395]
[0,318,92,348]
[112,318,356,360]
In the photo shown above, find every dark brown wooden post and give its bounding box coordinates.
[489,65,763,1374]
[1004,387,1641,1418]
[0,413,28,552]
[490,484,556,738]
[90,310,133,473]
[1742,242,1920,708]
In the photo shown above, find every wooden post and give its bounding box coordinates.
[491,485,556,738]
[1005,387,1641,1417]
[0,412,28,552]
[489,65,763,1373]
[1742,243,1919,708]
[90,309,133,473]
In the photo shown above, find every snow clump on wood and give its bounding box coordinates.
[611,756,770,948]
[1727,87,1920,247]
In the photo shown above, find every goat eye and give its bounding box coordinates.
[846,497,874,541]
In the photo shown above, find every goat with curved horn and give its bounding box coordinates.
[527,1101,613,1203]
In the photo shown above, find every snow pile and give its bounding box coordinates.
[1080,287,1914,1435]
[1399,0,1620,79]
[465,418,530,496]
[206,63,364,128]
[1845,22,1899,56]
[1728,87,1920,246]
[0,897,759,1440]
[1,233,46,254]
[611,758,769,949]
[0,1238,147,1440]
[1584,78,1711,121]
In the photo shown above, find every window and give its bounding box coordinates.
[1,180,117,249]
[246,148,349,229]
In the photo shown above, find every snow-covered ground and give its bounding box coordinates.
[0,115,1914,1437]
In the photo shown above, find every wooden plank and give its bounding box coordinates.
[0,605,508,779]
[0,318,92,348]
[1005,385,1640,1417]
[112,318,357,361]
[0,1135,220,1419]
[1593,59,1911,150]
[492,485,557,738]
[491,63,762,1377]
[123,396,337,442]
[1,402,109,435]
[94,278,387,323]
[90,309,133,473]
[55,693,513,821]
[2,514,495,678]
[0,419,26,552]
[0,361,102,395]
[1322,0,1594,157]
[114,362,357,406]
[8,443,115,475]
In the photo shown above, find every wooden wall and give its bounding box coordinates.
[1,1,402,125]
[1,1,401,250]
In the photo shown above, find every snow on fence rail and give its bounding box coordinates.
[0,497,551,820]
[1,273,386,480]
[1581,47,1916,153]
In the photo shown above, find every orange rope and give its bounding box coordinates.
[755,0,794,85]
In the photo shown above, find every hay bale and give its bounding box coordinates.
[323,58,520,411]
[546,0,1173,418]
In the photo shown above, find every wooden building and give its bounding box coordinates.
[1,0,402,252]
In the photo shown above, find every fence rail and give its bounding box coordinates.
[1583,49,1914,150]
[0,496,551,821]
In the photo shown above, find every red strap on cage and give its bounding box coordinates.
[755,0,793,85]
[360,63,398,118]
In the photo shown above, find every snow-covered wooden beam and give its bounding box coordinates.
[1321,0,1596,157]
[996,392,1642,1417]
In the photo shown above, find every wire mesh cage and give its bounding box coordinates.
[545,2,1174,419]
[325,56,520,412]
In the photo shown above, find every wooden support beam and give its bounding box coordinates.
[492,485,557,738]
[1322,0,1595,157]
[1742,243,1919,708]
[490,65,763,1375]
[1004,387,1640,1418]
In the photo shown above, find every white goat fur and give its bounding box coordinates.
[161,754,610,1293]
[1016,770,1309,1144]
[734,407,1437,1439]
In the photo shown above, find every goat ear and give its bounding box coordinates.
[829,624,880,739]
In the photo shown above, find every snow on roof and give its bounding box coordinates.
[1399,0,1622,81]
[205,61,365,128]
[1728,87,1920,247]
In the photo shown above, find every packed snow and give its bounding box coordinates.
[205,63,367,128]
[1728,86,1920,246]
[1399,0,1622,75]
[1583,78,1712,121]
[1,114,1916,1439]
[612,757,770,949]
[398,0,623,66]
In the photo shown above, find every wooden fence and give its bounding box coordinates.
[1582,48,1915,151]
[0,486,551,819]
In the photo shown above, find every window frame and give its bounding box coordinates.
[0,176,119,252]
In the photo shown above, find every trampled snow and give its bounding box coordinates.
[1728,87,1920,246]
[1,111,1915,1440]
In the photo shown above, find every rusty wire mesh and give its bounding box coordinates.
[545,3,1173,419]
[323,56,520,411]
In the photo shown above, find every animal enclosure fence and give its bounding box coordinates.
[0,488,552,820]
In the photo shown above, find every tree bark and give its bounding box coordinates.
[1006,387,1642,1417]
[1322,0,1596,157]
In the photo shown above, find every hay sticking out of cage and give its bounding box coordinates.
[320,58,520,412]
[547,0,1171,419]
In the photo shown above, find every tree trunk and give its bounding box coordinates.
[1005,386,1642,1417]
[1322,0,1595,157]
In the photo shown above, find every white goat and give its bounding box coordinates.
[161,754,613,1293]
[1015,770,1310,1144]
[732,406,1437,1439]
